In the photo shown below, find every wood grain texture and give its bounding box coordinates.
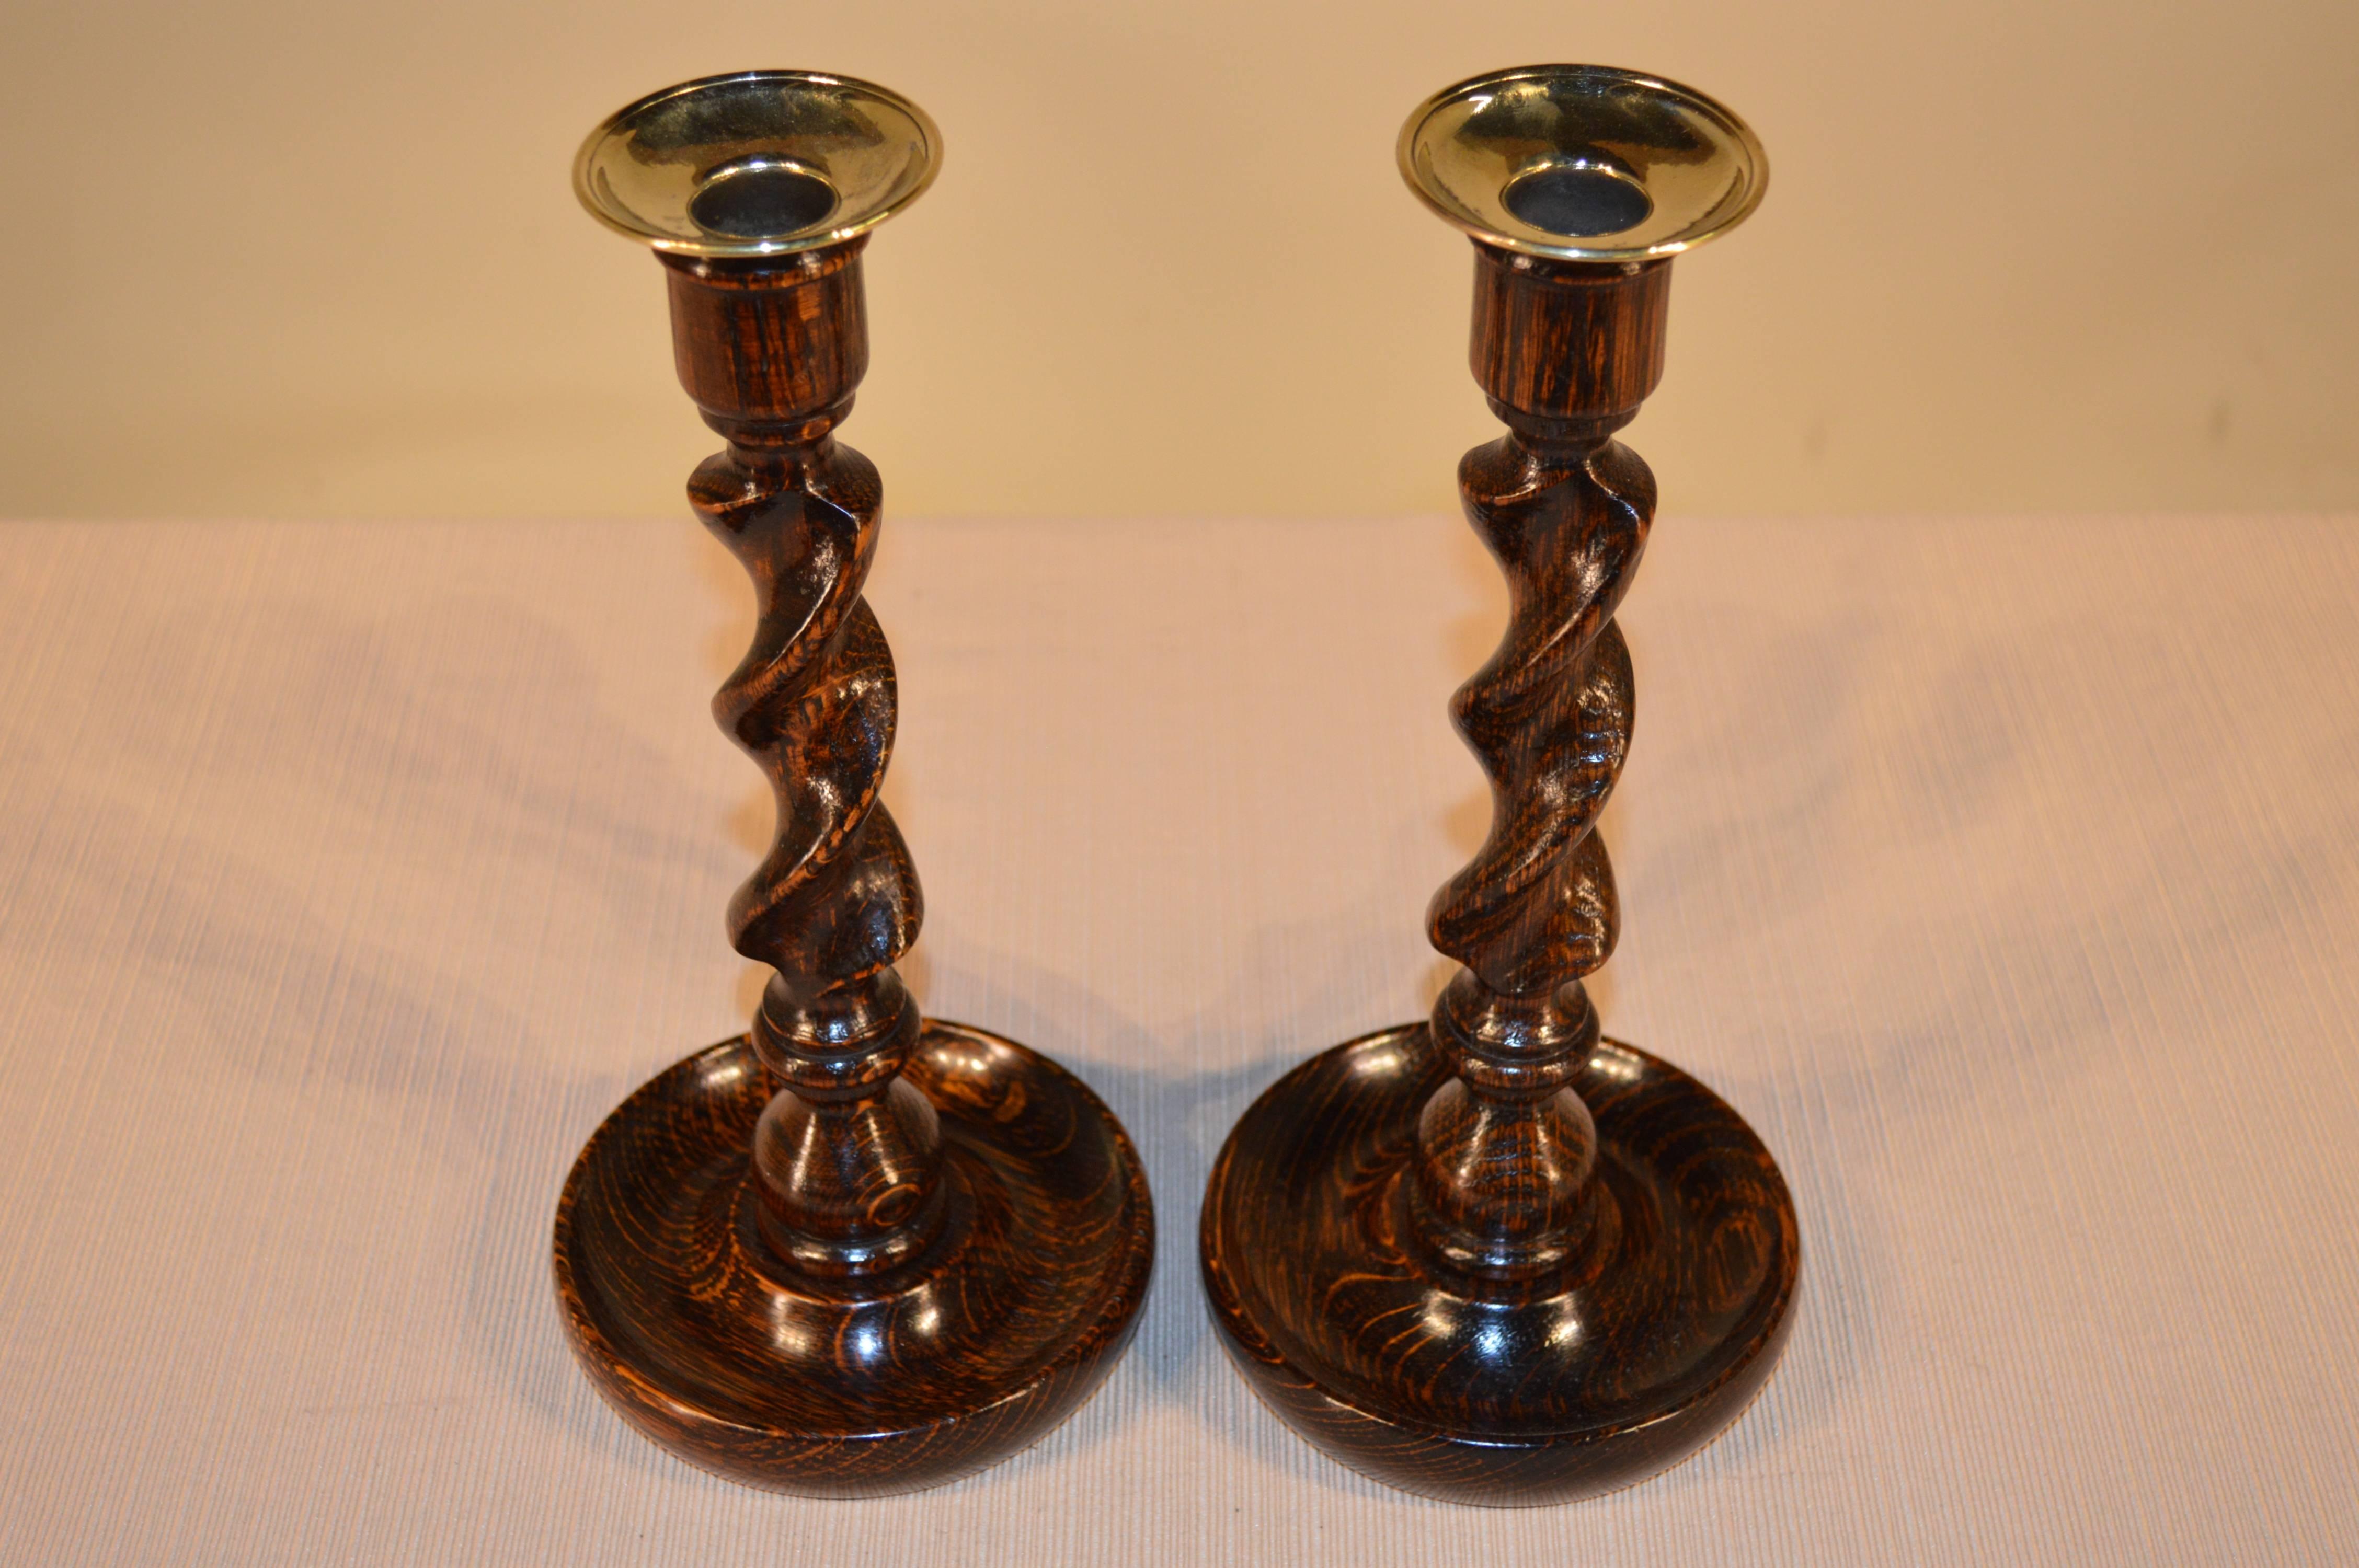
[553,243,1153,1494]
[555,1023,1152,1494]
[1201,247,1797,1504]
[1470,249,1670,440]
[1201,1024,1794,1504]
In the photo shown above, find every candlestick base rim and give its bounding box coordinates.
[555,1022,1153,1496]
[1200,1023,1795,1506]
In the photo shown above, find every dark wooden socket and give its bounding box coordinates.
[663,245,868,443]
[554,239,1153,1496]
[1201,243,1797,1506]
[1472,246,1670,439]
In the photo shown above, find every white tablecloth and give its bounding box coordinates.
[3,514,2354,1563]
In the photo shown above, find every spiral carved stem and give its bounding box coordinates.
[666,242,942,1284]
[1410,248,1669,1281]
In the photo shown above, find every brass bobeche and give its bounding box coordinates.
[1399,64,1766,261]
[574,70,941,258]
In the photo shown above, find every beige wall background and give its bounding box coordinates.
[3,0,2354,522]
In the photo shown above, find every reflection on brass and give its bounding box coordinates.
[573,70,941,258]
[1399,64,1766,261]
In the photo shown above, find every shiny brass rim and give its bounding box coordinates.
[1399,64,1766,261]
[575,70,941,258]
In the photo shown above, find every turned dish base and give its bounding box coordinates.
[555,1022,1154,1496]
[1200,1023,1796,1506]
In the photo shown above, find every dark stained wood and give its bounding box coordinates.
[1202,1025,1795,1505]
[553,241,1153,1496]
[1200,244,1797,1506]
[557,1025,1152,1494]
[1471,249,1671,440]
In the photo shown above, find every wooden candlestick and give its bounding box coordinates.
[552,72,1152,1496]
[1200,66,1798,1506]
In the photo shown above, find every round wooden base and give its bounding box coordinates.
[554,1022,1153,1496]
[1200,1024,1796,1506]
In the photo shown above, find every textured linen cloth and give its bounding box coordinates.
[1,515,2354,1564]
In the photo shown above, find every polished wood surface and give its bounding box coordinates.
[554,242,1153,1495]
[556,1025,1151,1494]
[1201,246,1798,1505]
